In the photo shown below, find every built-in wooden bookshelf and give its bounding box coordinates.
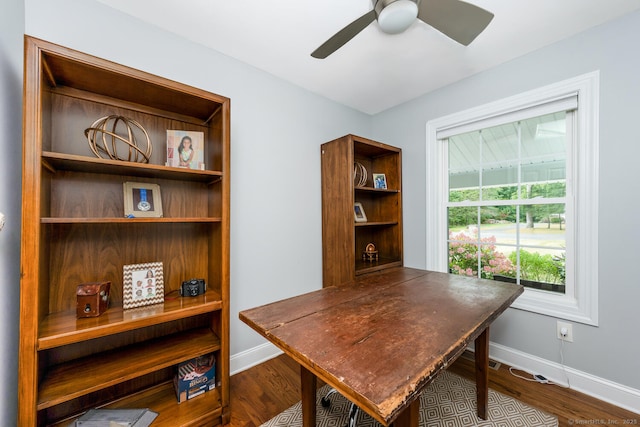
[18,36,230,426]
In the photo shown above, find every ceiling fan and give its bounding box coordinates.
[311,0,494,59]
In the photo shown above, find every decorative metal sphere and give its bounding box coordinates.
[84,115,152,163]
[354,161,367,187]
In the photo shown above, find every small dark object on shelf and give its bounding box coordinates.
[76,282,111,318]
[180,278,206,297]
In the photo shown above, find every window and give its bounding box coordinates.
[447,111,569,294]
[426,72,599,325]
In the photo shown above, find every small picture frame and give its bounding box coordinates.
[123,182,163,218]
[373,173,387,189]
[166,130,205,170]
[354,202,367,223]
[123,262,164,309]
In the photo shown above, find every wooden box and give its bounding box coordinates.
[76,281,111,318]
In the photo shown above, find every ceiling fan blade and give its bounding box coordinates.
[417,0,494,46]
[311,9,376,59]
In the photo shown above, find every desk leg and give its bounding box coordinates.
[301,365,317,427]
[474,327,489,420]
[392,399,420,427]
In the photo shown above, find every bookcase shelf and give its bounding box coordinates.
[19,36,230,426]
[38,328,221,410]
[355,221,399,227]
[355,258,403,275]
[38,290,222,349]
[354,187,400,194]
[42,151,224,183]
[41,217,223,223]
[49,381,223,427]
[96,382,222,427]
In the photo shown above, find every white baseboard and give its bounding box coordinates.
[487,342,640,415]
[230,342,282,376]
[231,341,640,415]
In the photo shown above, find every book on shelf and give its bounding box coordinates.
[73,408,158,427]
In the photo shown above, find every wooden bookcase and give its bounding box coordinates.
[18,36,230,426]
[320,134,403,287]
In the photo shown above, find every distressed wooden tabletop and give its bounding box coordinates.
[239,267,523,425]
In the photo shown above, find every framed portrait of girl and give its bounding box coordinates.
[166,130,205,170]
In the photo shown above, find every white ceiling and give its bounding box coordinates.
[96,0,640,115]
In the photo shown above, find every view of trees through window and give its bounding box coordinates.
[446,112,568,293]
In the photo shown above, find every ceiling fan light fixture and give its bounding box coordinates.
[377,0,418,34]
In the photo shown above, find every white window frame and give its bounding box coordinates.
[426,72,599,326]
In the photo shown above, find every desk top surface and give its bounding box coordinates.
[239,268,523,424]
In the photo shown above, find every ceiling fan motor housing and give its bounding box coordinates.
[374,0,420,34]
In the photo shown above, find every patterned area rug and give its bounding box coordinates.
[261,370,557,426]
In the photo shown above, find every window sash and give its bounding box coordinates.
[444,108,575,305]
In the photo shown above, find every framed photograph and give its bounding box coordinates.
[123,262,164,309]
[354,202,368,223]
[373,173,388,189]
[166,130,205,170]
[123,182,163,218]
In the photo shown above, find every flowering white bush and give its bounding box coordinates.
[448,231,515,279]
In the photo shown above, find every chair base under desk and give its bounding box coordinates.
[321,388,359,427]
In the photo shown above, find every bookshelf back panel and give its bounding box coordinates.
[353,194,400,223]
[355,226,402,261]
[48,171,217,219]
[48,91,221,171]
[46,222,218,313]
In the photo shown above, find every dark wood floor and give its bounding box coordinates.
[229,353,638,427]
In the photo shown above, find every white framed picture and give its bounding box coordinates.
[354,202,367,223]
[166,130,205,170]
[123,261,164,309]
[373,173,387,189]
[123,182,163,218]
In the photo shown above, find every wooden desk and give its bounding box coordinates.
[239,268,523,426]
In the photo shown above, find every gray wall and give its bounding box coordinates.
[372,10,640,390]
[0,0,24,425]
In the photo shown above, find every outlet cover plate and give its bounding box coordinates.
[557,321,574,342]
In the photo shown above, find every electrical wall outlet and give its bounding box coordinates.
[556,321,573,342]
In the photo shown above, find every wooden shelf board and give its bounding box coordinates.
[41,217,222,224]
[38,291,222,349]
[353,137,401,158]
[42,49,228,123]
[111,381,222,427]
[355,259,403,275]
[355,221,399,227]
[51,382,223,427]
[42,151,223,183]
[37,328,221,410]
[354,187,400,194]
